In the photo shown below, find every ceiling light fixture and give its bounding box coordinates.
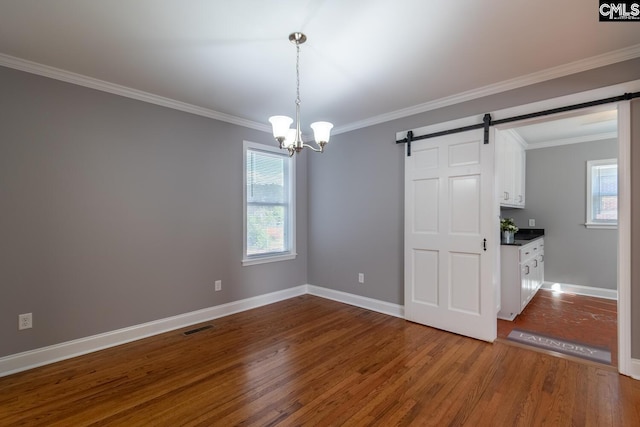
[269,32,333,157]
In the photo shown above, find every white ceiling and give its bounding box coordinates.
[1,1,639,134]
[512,107,619,149]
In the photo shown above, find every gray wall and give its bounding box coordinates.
[307,58,640,356]
[3,56,640,360]
[0,66,308,357]
[307,123,405,304]
[505,140,618,290]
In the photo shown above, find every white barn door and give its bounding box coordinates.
[404,129,497,342]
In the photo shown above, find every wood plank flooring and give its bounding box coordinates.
[1,295,638,426]
[498,289,618,366]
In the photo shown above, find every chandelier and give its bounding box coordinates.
[269,32,333,156]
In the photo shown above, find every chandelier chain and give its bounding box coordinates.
[295,43,301,107]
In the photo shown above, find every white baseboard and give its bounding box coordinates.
[0,285,307,378]
[0,285,404,377]
[541,281,618,300]
[307,285,405,318]
[630,359,640,380]
[3,283,635,379]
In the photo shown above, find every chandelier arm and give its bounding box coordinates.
[302,143,324,153]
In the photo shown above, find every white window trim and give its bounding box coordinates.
[242,141,296,266]
[585,158,617,229]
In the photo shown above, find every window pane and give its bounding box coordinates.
[247,205,287,255]
[243,142,294,263]
[591,164,617,222]
[246,151,286,204]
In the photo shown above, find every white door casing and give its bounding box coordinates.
[404,129,497,342]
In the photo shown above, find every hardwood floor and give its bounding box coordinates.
[1,295,638,426]
[498,289,618,367]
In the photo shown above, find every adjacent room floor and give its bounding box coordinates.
[498,289,618,367]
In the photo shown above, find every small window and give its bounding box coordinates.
[586,158,617,229]
[242,141,296,265]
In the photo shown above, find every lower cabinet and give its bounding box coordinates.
[498,238,544,321]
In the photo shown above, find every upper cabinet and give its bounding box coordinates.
[497,129,527,208]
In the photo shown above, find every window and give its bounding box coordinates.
[243,141,295,265]
[586,158,617,229]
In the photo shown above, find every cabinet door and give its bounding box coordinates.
[538,244,544,285]
[514,143,526,207]
[496,132,510,204]
[520,261,531,310]
[504,141,516,204]
[531,257,540,294]
[497,130,526,208]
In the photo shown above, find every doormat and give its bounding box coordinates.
[507,329,611,364]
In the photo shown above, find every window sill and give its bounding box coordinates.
[585,223,618,230]
[242,253,297,266]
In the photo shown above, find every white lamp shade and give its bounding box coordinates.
[269,116,293,139]
[310,121,333,144]
[284,128,297,146]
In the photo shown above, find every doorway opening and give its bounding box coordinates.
[495,105,619,366]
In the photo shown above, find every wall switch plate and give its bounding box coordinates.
[214,280,222,291]
[358,273,364,284]
[529,219,535,227]
[18,313,32,330]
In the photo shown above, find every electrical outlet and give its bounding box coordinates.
[18,313,32,330]
[358,273,364,284]
[214,280,222,291]
[529,219,536,227]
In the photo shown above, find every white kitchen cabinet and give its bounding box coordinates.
[498,238,544,321]
[496,129,526,208]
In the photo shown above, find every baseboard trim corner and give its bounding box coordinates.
[0,285,404,377]
[307,285,405,319]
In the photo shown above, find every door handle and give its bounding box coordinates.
[534,259,538,267]
[525,265,530,275]
[483,238,487,251]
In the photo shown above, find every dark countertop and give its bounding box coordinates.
[501,228,544,246]
[501,236,544,246]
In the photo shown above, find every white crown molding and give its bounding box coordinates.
[397,79,640,142]
[524,131,618,150]
[0,53,271,133]
[336,43,640,135]
[505,129,529,149]
[2,43,640,137]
